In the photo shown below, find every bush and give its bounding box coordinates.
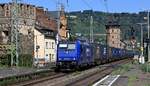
[18,54,33,67]
[140,63,150,73]
[0,54,33,67]
[0,54,11,67]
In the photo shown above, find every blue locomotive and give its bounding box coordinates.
[56,40,135,70]
[57,40,93,69]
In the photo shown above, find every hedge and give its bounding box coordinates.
[0,54,33,67]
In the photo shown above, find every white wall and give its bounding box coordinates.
[44,38,56,63]
[34,29,56,65]
[34,29,45,59]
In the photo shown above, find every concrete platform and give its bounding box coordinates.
[112,63,150,86]
[112,76,128,86]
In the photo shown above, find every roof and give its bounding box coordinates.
[35,25,56,39]
[47,11,59,19]
[105,21,120,29]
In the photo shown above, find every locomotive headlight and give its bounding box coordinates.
[73,57,76,60]
[58,62,62,65]
[58,58,62,60]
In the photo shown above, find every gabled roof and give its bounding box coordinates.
[35,25,56,39]
[105,21,120,29]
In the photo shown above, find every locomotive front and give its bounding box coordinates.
[56,41,80,69]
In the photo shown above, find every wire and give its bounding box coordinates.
[103,0,109,13]
[82,0,93,10]
[66,0,69,7]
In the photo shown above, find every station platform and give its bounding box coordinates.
[112,63,150,86]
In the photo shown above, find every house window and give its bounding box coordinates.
[52,42,54,49]
[120,43,122,47]
[49,54,51,61]
[46,42,48,49]
[112,41,114,44]
[52,54,54,59]
[112,29,114,33]
[112,36,114,38]
[118,29,120,32]
[2,31,8,36]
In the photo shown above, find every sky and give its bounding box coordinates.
[0,0,150,13]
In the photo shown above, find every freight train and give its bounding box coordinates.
[56,40,136,70]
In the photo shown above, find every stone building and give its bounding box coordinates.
[106,21,125,49]
[47,4,68,41]
[0,3,57,55]
[59,5,68,40]
[0,3,36,55]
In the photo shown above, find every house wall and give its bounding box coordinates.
[106,26,126,49]
[34,29,56,65]
[34,29,45,59]
[44,38,56,63]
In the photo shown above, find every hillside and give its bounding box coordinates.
[67,10,148,43]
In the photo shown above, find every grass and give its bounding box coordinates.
[111,63,131,75]
[72,71,81,76]
[128,75,138,86]
[0,68,52,86]
[0,75,30,86]
[111,62,150,86]
[140,63,150,73]
[144,84,150,86]
[111,63,139,86]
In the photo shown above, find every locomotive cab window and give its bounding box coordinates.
[59,43,76,50]
[59,44,67,49]
[67,44,76,50]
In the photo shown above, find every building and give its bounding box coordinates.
[59,5,68,40]
[0,3,57,66]
[106,21,125,49]
[34,27,56,66]
[0,3,36,54]
[0,3,57,52]
[47,4,69,41]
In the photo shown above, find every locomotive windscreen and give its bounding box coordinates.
[59,43,76,50]
[59,44,67,48]
[67,44,76,50]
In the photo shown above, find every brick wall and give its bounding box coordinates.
[36,7,57,31]
[106,25,122,48]
[0,3,57,55]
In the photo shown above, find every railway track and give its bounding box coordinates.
[65,59,131,86]
[11,73,67,86]
[12,58,131,86]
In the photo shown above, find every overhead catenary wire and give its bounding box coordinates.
[103,0,109,13]
[82,0,93,10]
[80,0,94,43]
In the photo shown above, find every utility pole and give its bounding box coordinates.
[137,23,147,58]
[147,10,150,62]
[90,16,93,43]
[56,0,60,44]
[11,0,20,66]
